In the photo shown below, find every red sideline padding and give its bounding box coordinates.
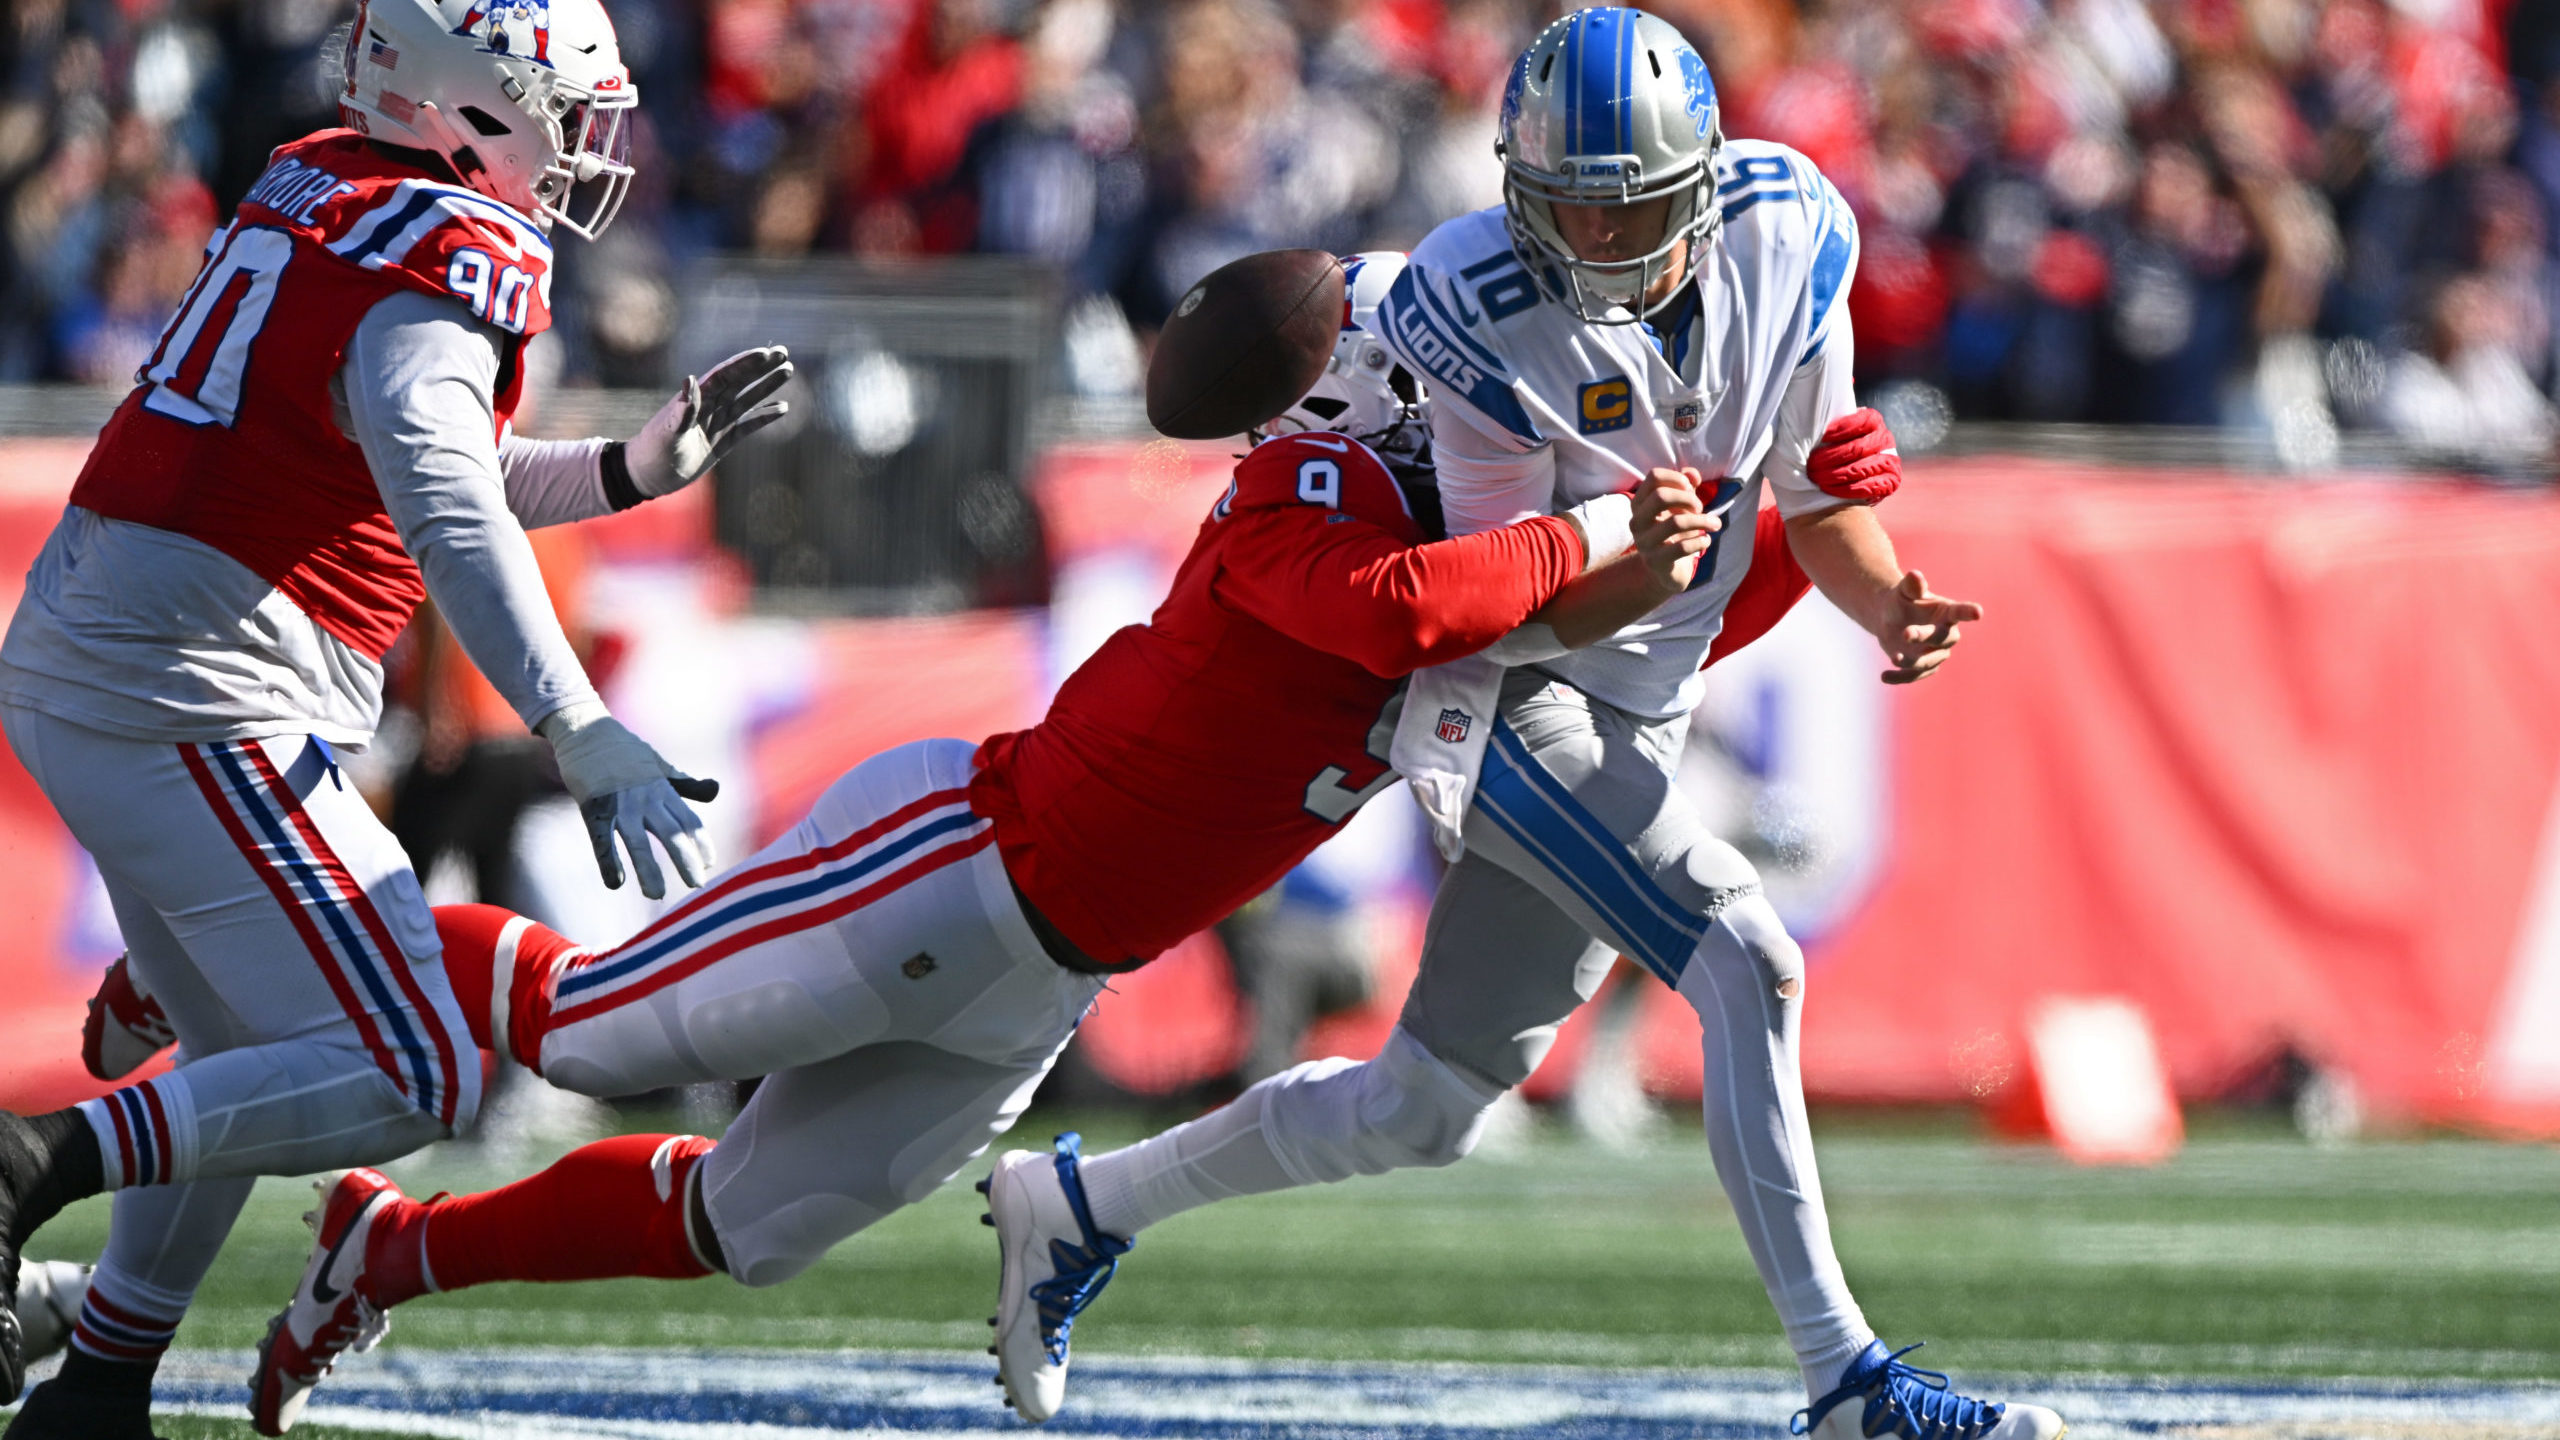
[1801,459,2560,1131]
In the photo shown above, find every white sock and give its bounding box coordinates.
[1800,1331,1878,1404]
[1080,1028,1503,1238]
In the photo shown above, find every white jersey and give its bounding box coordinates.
[1376,138,1860,719]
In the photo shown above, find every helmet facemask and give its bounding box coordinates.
[533,86,636,240]
[1493,8,1730,325]
[338,0,639,240]
[1501,127,1723,324]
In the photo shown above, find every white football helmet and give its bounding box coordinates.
[1258,252,1431,474]
[339,0,637,239]
[1498,7,1723,323]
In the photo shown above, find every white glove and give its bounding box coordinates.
[539,700,719,899]
[622,346,794,498]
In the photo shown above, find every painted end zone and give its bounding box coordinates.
[85,1349,2560,1439]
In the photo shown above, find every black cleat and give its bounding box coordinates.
[0,1125,28,1404]
[3,1376,164,1439]
[0,1111,105,1404]
[0,1308,19,1409]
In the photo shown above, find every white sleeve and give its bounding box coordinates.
[341,289,599,732]
[1761,314,1860,521]
[1430,397,1558,537]
[499,435,613,529]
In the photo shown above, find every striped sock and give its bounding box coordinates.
[76,1076,199,1190]
[68,1266,186,1366]
[433,903,583,1073]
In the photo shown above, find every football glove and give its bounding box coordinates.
[620,346,794,498]
[538,700,720,900]
[1808,407,1901,504]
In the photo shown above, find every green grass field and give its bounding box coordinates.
[22,1104,2560,1407]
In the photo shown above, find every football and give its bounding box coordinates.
[1146,249,1346,440]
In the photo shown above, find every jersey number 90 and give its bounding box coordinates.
[141,226,294,429]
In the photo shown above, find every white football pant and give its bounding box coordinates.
[4,705,478,1352]
[531,738,1104,1286]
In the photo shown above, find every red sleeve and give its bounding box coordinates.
[1209,434,1587,678]
[1706,504,1812,667]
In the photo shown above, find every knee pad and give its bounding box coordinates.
[1264,1026,1504,1181]
[1363,1028,1505,1169]
[1692,893,1805,1003]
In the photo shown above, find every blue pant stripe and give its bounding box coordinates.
[1489,723,1707,948]
[1476,727,1700,982]
[1474,786,1682,986]
[207,742,436,1115]
[557,808,981,1000]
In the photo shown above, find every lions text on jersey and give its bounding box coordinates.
[1377,137,1861,719]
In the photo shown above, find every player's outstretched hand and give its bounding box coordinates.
[624,346,794,497]
[1874,569,1982,684]
[538,701,720,899]
[1632,467,1718,594]
[1809,407,1900,504]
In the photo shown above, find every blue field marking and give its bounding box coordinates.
[95,1348,2560,1438]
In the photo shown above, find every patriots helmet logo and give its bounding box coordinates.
[1436,708,1473,745]
[453,0,553,65]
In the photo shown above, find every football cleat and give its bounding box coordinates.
[247,1171,402,1436]
[1,1370,164,1439]
[1794,1341,2065,1440]
[83,956,174,1083]
[14,1261,90,1364]
[984,1133,1132,1424]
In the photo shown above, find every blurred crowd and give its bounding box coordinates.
[2,0,2554,469]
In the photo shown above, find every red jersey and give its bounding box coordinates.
[971,433,1587,964]
[973,431,1817,968]
[68,130,556,661]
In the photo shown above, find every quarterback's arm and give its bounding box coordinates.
[340,289,598,732]
[1762,315,1863,522]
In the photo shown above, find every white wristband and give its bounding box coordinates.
[1562,492,1634,571]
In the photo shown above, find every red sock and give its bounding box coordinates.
[381,1135,718,1299]
[433,903,581,1072]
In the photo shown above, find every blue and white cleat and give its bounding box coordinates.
[981,1133,1132,1424]
[1794,1341,2065,1440]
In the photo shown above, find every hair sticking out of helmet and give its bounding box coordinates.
[339,0,638,239]
[1496,7,1723,324]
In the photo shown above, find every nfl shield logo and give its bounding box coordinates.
[1436,708,1472,744]
[1672,401,1704,432]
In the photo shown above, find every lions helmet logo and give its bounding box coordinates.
[1679,49,1716,139]
[453,0,553,65]
[1436,708,1472,745]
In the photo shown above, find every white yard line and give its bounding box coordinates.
[112,1348,2560,1439]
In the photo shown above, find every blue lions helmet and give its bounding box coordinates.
[1497,7,1723,324]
